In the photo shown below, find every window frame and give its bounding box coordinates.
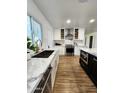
[27,15,43,48]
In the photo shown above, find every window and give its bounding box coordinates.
[27,16,32,40]
[31,18,42,43]
[27,15,42,51]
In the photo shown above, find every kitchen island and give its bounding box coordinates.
[80,48,97,56]
[79,48,97,86]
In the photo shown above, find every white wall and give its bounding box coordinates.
[27,0,54,49]
[85,32,97,48]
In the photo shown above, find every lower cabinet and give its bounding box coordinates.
[74,47,80,55]
[79,50,97,87]
[34,54,59,93]
[51,55,59,90]
[34,66,52,93]
[54,46,65,55]
[59,46,65,55]
[88,54,97,86]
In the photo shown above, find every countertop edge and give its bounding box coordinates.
[80,48,97,57]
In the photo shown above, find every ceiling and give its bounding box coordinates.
[33,0,97,31]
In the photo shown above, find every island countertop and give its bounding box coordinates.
[27,49,59,93]
[80,48,97,57]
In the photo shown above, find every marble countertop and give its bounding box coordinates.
[27,48,59,93]
[80,48,97,57]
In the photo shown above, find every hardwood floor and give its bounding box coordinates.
[53,56,96,93]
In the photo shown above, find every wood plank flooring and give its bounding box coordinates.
[53,56,96,93]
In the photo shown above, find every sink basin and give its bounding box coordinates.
[32,50,54,58]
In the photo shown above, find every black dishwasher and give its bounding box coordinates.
[34,66,52,93]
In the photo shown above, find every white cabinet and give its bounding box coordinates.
[54,28,85,40]
[54,46,65,55]
[51,53,59,90]
[59,46,65,55]
[54,29,61,40]
[74,28,85,40]
[74,47,80,56]
[78,28,85,40]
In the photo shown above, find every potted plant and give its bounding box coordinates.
[27,37,39,52]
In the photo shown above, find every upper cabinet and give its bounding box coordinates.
[54,28,85,40]
[61,29,64,39]
[54,29,61,40]
[78,28,85,40]
[75,29,79,39]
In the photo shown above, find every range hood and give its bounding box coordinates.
[65,28,73,40]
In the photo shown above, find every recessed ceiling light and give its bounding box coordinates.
[66,19,71,24]
[89,19,95,23]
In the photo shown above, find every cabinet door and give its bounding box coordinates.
[75,29,78,39]
[78,28,85,40]
[51,61,56,89]
[51,55,59,90]
[88,54,97,86]
[59,46,65,55]
[74,47,79,55]
[54,29,61,40]
[61,29,64,39]
[92,57,97,81]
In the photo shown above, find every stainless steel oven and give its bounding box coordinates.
[80,50,88,65]
[65,44,74,56]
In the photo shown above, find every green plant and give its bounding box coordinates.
[27,37,39,52]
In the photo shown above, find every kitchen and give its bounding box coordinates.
[27,0,97,93]
[1,0,124,93]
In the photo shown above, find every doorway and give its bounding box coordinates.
[89,36,93,48]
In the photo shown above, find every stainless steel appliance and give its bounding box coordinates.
[65,44,74,56]
[34,66,52,93]
[80,50,88,65]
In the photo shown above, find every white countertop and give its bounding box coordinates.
[27,49,59,93]
[80,48,97,57]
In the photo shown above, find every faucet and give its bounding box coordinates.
[36,39,42,53]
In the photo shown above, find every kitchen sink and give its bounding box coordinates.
[32,50,54,58]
